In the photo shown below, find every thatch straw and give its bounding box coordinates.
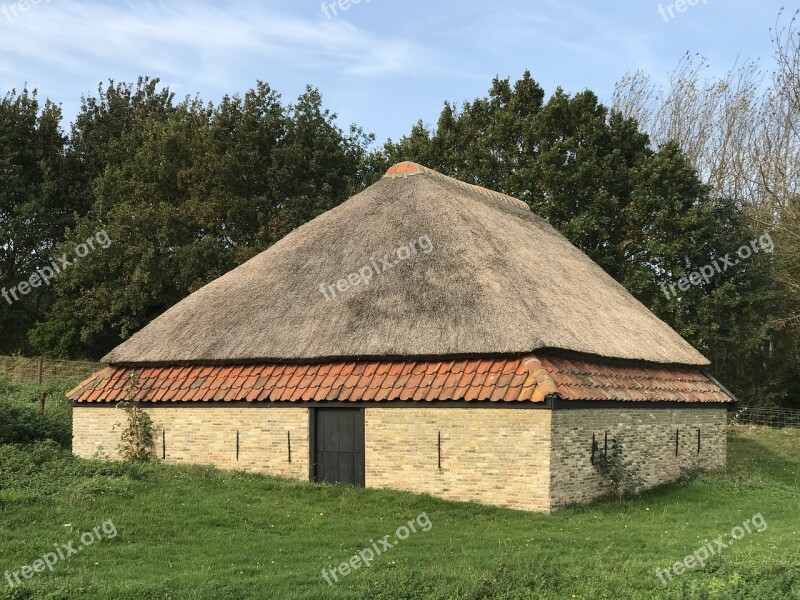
[103,164,709,366]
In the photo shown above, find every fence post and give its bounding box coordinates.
[37,357,43,385]
[39,392,46,413]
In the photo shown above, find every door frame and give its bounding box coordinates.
[308,407,366,487]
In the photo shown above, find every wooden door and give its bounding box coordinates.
[311,408,365,486]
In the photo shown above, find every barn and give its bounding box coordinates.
[68,161,736,512]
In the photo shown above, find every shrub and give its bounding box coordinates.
[0,399,71,447]
[115,372,155,462]
[0,442,153,500]
[591,436,646,500]
[0,441,86,498]
[0,377,72,448]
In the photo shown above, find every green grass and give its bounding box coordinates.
[1,412,799,598]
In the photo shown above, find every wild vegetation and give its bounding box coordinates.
[0,379,72,447]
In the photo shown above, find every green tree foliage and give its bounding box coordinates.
[383,72,789,405]
[0,88,68,354]
[775,196,800,399]
[28,79,371,359]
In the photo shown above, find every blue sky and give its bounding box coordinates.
[0,0,788,144]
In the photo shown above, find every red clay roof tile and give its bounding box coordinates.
[424,363,441,375]
[476,360,493,374]
[431,371,449,390]
[411,363,427,375]
[386,386,404,401]
[375,363,391,376]
[444,370,462,390]
[464,383,483,402]
[489,385,507,402]
[405,372,425,389]
[453,371,476,399]
[68,354,734,405]
[451,360,467,374]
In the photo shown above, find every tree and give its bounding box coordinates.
[29,80,203,357]
[116,371,155,462]
[383,72,788,405]
[775,196,800,398]
[613,10,800,405]
[0,88,68,354]
[30,81,372,359]
[265,86,373,245]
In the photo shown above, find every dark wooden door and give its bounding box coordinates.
[311,408,365,486]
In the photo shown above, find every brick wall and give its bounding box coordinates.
[365,408,552,512]
[73,404,727,513]
[549,408,727,510]
[73,406,309,480]
[75,405,551,511]
[0,355,102,385]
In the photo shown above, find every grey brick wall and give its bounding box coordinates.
[550,408,727,510]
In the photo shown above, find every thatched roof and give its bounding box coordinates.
[103,162,709,366]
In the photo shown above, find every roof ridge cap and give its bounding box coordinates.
[384,161,530,212]
[522,355,559,402]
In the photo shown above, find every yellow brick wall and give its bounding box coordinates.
[364,408,552,512]
[73,405,727,514]
[550,408,727,510]
[72,406,309,480]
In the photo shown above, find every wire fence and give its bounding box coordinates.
[0,355,103,386]
[730,407,800,429]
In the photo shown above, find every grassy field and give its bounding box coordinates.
[0,386,798,599]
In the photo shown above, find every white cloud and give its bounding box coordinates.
[0,0,425,86]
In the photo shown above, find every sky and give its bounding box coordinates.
[0,0,790,145]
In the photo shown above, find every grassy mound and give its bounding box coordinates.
[0,425,796,599]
